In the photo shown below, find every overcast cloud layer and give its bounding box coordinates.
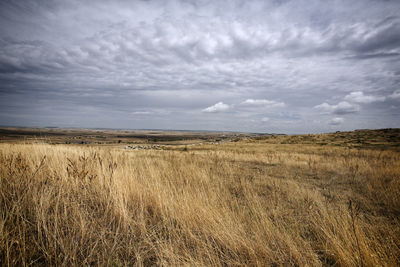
[1,0,399,133]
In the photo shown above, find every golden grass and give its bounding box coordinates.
[1,139,399,266]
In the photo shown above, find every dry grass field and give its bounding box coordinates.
[1,128,399,266]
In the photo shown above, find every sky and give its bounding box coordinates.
[0,0,399,134]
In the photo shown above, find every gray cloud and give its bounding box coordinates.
[344,91,386,104]
[329,117,344,126]
[261,117,270,122]
[390,90,400,101]
[0,0,399,133]
[314,102,360,115]
[240,99,285,108]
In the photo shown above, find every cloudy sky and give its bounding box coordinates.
[0,0,399,133]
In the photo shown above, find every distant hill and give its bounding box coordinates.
[252,128,400,150]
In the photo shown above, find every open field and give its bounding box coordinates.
[1,128,400,266]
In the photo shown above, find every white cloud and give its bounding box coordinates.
[241,99,285,108]
[329,117,344,125]
[132,111,152,115]
[344,91,385,103]
[314,101,360,115]
[261,117,270,122]
[131,109,171,116]
[202,102,230,113]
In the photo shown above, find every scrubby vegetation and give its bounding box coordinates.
[1,130,400,266]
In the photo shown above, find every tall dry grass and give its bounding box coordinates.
[1,142,399,266]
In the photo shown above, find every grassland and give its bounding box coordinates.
[0,127,251,146]
[1,128,399,266]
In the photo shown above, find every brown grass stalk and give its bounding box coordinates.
[0,138,399,266]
